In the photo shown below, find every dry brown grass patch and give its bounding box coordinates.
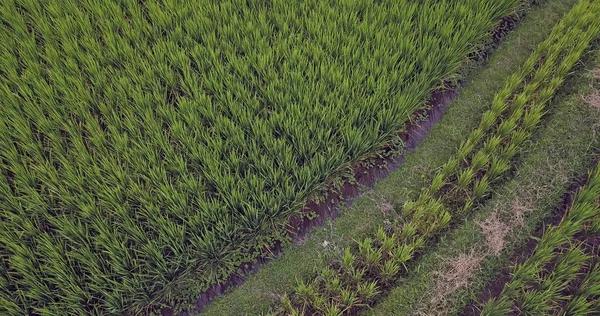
[584,90,600,111]
[476,213,511,256]
[419,207,526,315]
[511,199,534,228]
[430,250,485,309]
[378,200,395,214]
[587,67,600,110]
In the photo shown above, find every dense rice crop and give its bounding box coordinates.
[277,0,600,313]
[0,0,523,314]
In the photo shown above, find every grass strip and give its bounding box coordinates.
[202,1,580,314]
[274,0,600,315]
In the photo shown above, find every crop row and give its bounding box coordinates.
[0,0,525,314]
[481,162,600,315]
[276,1,600,314]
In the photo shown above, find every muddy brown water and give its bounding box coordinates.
[159,14,521,316]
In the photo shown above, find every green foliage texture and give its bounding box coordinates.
[0,0,520,313]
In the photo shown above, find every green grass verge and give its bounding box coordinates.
[367,44,600,316]
[202,1,580,314]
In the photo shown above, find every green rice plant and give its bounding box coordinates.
[471,151,491,171]
[510,93,531,112]
[340,289,358,310]
[362,250,383,272]
[323,303,342,316]
[518,247,589,314]
[342,248,356,271]
[406,198,452,236]
[487,156,512,180]
[282,294,301,315]
[296,280,319,310]
[311,296,327,315]
[279,0,600,313]
[457,167,477,189]
[473,176,491,199]
[497,117,519,137]
[379,260,401,285]
[375,227,387,244]
[398,222,418,241]
[430,173,447,193]
[321,268,335,281]
[457,139,479,161]
[356,281,380,302]
[588,200,600,231]
[325,278,343,296]
[440,158,460,179]
[500,141,519,161]
[349,268,366,286]
[393,244,414,265]
[0,0,533,313]
[483,135,503,154]
[357,238,375,259]
[479,111,501,132]
[491,89,513,115]
[380,234,397,256]
[561,262,600,315]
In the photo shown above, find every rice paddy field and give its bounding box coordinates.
[2,0,600,315]
[272,1,600,314]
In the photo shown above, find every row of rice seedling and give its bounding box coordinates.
[276,1,600,314]
[481,163,600,315]
[562,263,600,315]
[0,0,525,314]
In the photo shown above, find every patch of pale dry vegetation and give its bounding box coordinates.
[510,198,534,228]
[378,200,395,215]
[421,250,485,316]
[435,250,484,299]
[476,213,511,256]
[585,68,600,110]
[419,201,533,315]
[585,90,600,111]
